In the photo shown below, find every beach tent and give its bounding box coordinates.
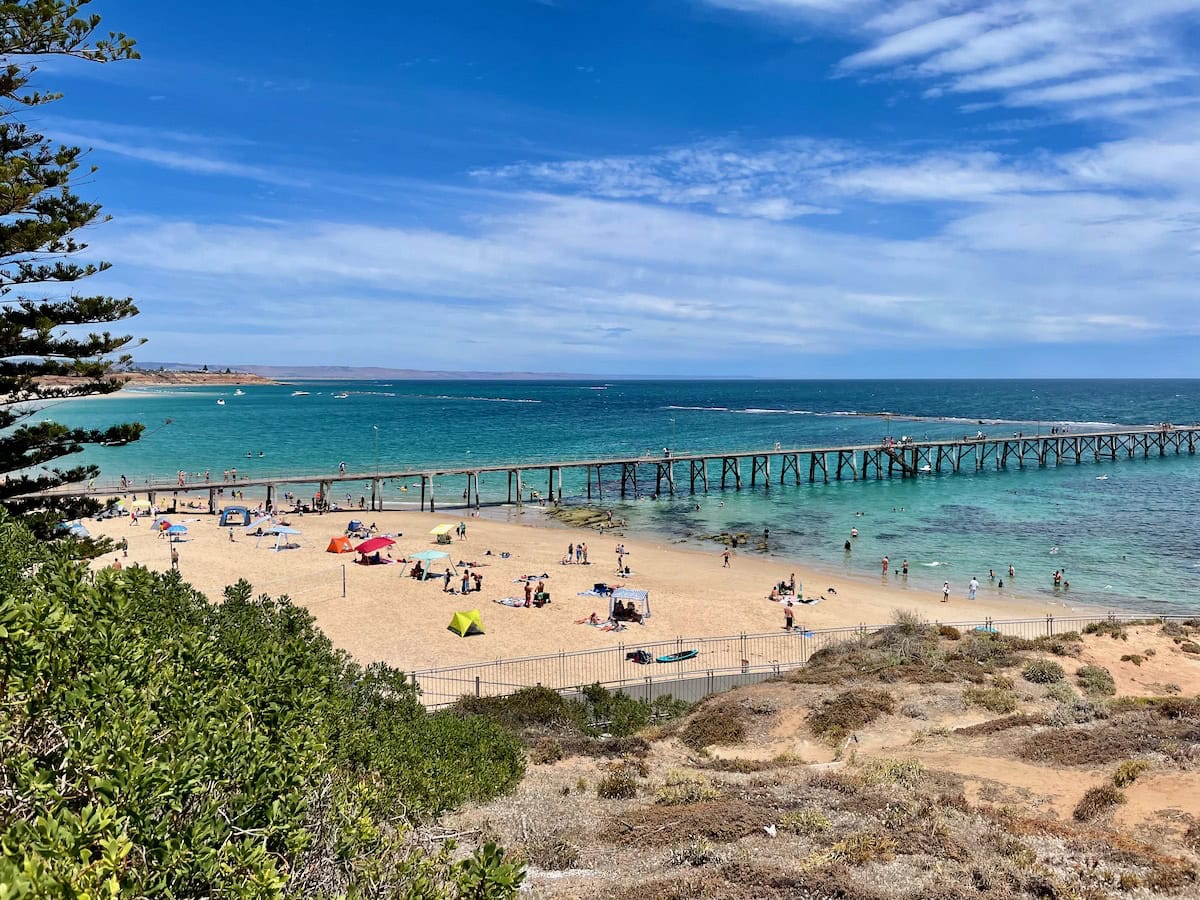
[130,499,152,510]
[609,587,651,621]
[152,516,172,531]
[326,536,354,553]
[347,520,365,533]
[430,523,454,544]
[219,506,251,527]
[447,609,484,637]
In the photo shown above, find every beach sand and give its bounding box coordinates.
[88,503,1102,673]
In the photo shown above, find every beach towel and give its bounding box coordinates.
[494,597,523,607]
[576,590,606,598]
[798,597,822,606]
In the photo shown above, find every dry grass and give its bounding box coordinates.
[953,713,1043,736]
[679,700,750,750]
[807,689,894,742]
[655,770,721,805]
[697,753,804,773]
[1074,785,1126,822]
[1019,713,1200,766]
[962,686,1018,714]
[601,799,769,847]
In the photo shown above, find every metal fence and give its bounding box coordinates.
[410,613,1193,709]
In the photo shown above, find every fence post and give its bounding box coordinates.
[740,633,748,673]
[341,564,347,598]
[707,670,714,696]
[1046,615,1053,636]
[475,675,481,697]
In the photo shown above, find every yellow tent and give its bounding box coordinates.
[430,524,454,535]
[447,609,484,637]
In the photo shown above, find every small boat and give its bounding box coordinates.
[333,392,349,399]
[216,399,225,405]
[291,391,310,396]
[656,649,699,664]
[233,389,245,396]
[919,464,932,473]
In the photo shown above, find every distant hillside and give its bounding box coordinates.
[133,362,591,381]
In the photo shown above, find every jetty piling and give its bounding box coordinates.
[24,426,1199,512]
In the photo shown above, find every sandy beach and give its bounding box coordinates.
[87,502,1105,673]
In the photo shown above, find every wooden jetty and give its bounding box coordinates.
[24,426,1200,514]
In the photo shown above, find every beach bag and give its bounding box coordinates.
[626,649,652,665]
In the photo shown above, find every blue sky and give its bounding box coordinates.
[40,0,1200,376]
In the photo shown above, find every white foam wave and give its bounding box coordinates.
[664,405,729,411]
[426,395,541,404]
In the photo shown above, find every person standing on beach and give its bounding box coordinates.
[902,559,909,577]
[443,570,451,592]
[942,582,950,602]
[461,569,471,594]
[524,581,533,606]
[568,543,574,563]
[1008,564,1015,579]
[459,521,467,541]
[581,543,588,564]
[881,556,889,576]
[170,546,179,571]
[722,548,731,568]
[784,601,794,632]
[968,577,979,601]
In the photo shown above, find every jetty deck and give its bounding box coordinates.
[24,425,1199,513]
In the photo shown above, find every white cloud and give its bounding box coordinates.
[703,0,1200,119]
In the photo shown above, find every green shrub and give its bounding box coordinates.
[1120,654,1145,666]
[1181,641,1200,654]
[964,687,1019,714]
[808,690,895,742]
[1084,621,1127,640]
[654,771,720,805]
[1076,665,1116,696]
[779,808,832,834]
[938,625,961,640]
[1112,760,1151,787]
[857,757,925,787]
[596,760,642,799]
[1022,659,1065,684]
[1073,785,1125,821]
[1046,697,1109,726]
[0,516,524,897]
[529,736,564,765]
[1044,681,1076,704]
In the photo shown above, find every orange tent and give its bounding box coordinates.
[326,536,354,553]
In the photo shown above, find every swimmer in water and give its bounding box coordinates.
[851,528,859,538]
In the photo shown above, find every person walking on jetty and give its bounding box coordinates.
[968,576,979,601]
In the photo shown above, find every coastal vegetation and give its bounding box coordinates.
[447,614,1200,897]
[0,1,145,549]
[0,514,526,896]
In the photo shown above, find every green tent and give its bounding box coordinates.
[448,609,484,637]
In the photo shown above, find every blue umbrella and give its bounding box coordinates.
[166,524,188,534]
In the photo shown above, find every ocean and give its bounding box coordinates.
[46,379,1200,613]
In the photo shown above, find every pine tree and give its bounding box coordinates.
[0,1,141,542]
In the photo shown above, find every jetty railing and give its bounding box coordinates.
[410,613,1194,708]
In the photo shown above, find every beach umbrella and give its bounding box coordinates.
[430,524,454,535]
[166,524,188,541]
[355,536,396,555]
[245,516,275,531]
[130,499,151,510]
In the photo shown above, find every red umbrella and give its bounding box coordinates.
[355,536,396,554]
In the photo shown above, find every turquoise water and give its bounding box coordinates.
[45,379,1200,612]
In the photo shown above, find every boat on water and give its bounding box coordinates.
[233,389,245,396]
[216,399,225,405]
[291,391,310,396]
[333,392,349,399]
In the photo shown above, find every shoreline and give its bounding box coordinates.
[85,499,1115,675]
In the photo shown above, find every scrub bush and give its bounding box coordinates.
[0,515,524,897]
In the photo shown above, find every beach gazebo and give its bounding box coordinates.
[609,587,650,621]
[261,525,301,551]
[408,548,455,580]
[430,523,454,545]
